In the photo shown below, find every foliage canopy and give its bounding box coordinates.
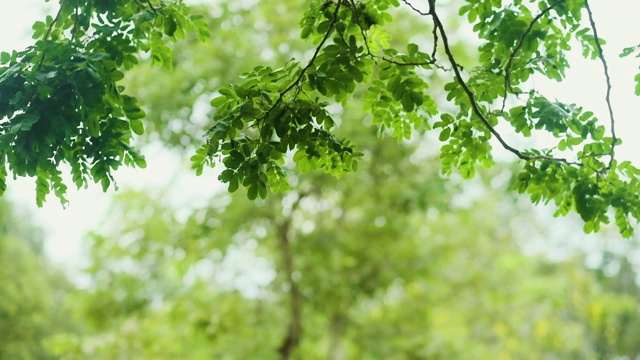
[1,0,640,236]
[0,199,78,360]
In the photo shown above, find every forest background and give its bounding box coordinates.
[1,0,640,359]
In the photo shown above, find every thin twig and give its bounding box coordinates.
[70,0,80,43]
[401,0,428,16]
[383,1,443,68]
[146,0,158,15]
[362,1,442,70]
[265,0,342,118]
[382,57,435,67]
[348,0,372,55]
[502,0,565,112]
[430,22,439,61]
[37,0,67,70]
[584,0,617,169]
[381,56,448,71]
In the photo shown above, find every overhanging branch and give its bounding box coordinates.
[429,0,577,165]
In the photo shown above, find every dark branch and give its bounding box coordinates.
[430,20,439,62]
[584,0,617,169]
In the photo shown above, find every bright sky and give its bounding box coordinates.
[1,1,640,273]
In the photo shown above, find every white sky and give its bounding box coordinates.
[1,1,640,273]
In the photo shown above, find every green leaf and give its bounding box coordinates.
[228,177,239,193]
[247,184,258,200]
[100,176,110,192]
[258,182,267,199]
[164,16,177,37]
[218,87,236,98]
[0,52,10,64]
[31,21,46,38]
[301,25,312,39]
[439,127,451,141]
[88,116,101,137]
[130,119,145,135]
[134,156,147,168]
[407,43,419,55]
[210,96,227,107]
[401,91,414,112]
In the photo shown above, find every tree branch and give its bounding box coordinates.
[328,313,347,360]
[430,0,576,165]
[584,0,617,169]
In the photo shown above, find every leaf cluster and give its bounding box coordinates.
[0,0,209,205]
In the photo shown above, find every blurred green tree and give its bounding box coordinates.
[0,200,79,360]
[65,155,640,359]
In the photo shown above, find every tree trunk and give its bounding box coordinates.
[276,218,302,360]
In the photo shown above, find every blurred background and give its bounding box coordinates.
[1,0,640,359]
